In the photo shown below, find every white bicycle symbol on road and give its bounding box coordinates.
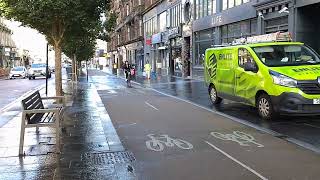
[145,134,193,152]
[210,131,264,147]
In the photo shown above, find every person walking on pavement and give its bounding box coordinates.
[144,61,151,79]
[122,61,132,87]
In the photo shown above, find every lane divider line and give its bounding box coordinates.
[205,141,268,180]
[104,70,320,154]
[145,101,159,111]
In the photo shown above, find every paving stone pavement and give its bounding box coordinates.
[0,75,136,180]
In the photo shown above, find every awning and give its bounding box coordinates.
[158,46,167,50]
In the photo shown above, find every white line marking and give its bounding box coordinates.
[303,123,320,129]
[109,72,320,153]
[205,141,268,180]
[145,101,159,111]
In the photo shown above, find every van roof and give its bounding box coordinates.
[207,42,304,51]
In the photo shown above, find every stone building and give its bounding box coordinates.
[143,0,193,77]
[107,0,145,74]
[0,18,16,69]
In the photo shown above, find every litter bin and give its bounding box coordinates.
[99,65,103,70]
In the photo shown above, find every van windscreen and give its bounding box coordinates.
[253,45,320,67]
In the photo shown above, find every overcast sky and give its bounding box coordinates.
[4,20,48,61]
[4,19,107,65]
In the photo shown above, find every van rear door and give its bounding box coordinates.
[216,49,235,96]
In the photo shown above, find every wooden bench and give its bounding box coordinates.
[19,90,65,155]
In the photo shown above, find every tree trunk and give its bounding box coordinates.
[54,43,63,96]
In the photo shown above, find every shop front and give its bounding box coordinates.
[126,41,144,74]
[168,26,183,77]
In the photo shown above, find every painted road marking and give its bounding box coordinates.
[303,123,320,129]
[210,131,264,148]
[145,101,159,111]
[205,141,268,180]
[148,88,320,154]
[146,134,193,152]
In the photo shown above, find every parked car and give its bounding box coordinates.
[9,66,27,79]
[28,64,51,80]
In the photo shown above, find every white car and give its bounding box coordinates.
[28,64,52,80]
[9,66,27,79]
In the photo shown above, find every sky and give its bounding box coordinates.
[4,19,107,65]
[4,20,49,62]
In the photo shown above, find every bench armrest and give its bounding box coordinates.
[23,108,60,114]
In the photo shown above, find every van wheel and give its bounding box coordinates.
[209,85,222,104]
[257,94,276,120]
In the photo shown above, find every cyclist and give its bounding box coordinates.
[122,61,132,87]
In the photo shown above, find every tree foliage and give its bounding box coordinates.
[0,0,109,95]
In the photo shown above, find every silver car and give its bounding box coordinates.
[28,64,52,80]
[9,66,27,79]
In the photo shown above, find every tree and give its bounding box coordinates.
[0,0,107,96]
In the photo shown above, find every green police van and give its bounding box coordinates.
[204,32,320,120]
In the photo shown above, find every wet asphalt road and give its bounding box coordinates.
[97,69,320,152]
[141,79,320,151]
[0,76,55,111]
[89,70,320,179]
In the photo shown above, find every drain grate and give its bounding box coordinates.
[80,151,136,165]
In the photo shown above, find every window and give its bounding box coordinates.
[195,0,217,19]
[169,4,182,28]
[222,0,250,10]
[139,20,143,36]
[221,19,257,43]
[238,48,255,68]
[159,12,166,32]
[223,0,228,10]
[229,0,234,9]
[212,0,216,14]
[126,4,129,16]
[194,29,215,66]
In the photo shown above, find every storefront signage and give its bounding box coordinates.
[212,15,222,26]
[168,27,181,39]
[152,33,162,44]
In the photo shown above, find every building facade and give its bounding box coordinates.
[0,18,16,69]
[192,0,320,79]
[143,0,193,77]
[107,0,144,74]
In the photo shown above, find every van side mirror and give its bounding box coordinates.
[244,62,258,72]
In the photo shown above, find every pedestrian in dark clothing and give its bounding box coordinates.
[122,61,132,87]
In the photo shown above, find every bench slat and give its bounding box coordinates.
[22,91,45,124]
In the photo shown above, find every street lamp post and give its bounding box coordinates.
[45,43,49,96]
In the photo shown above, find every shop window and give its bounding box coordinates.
[194,28,215,66]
